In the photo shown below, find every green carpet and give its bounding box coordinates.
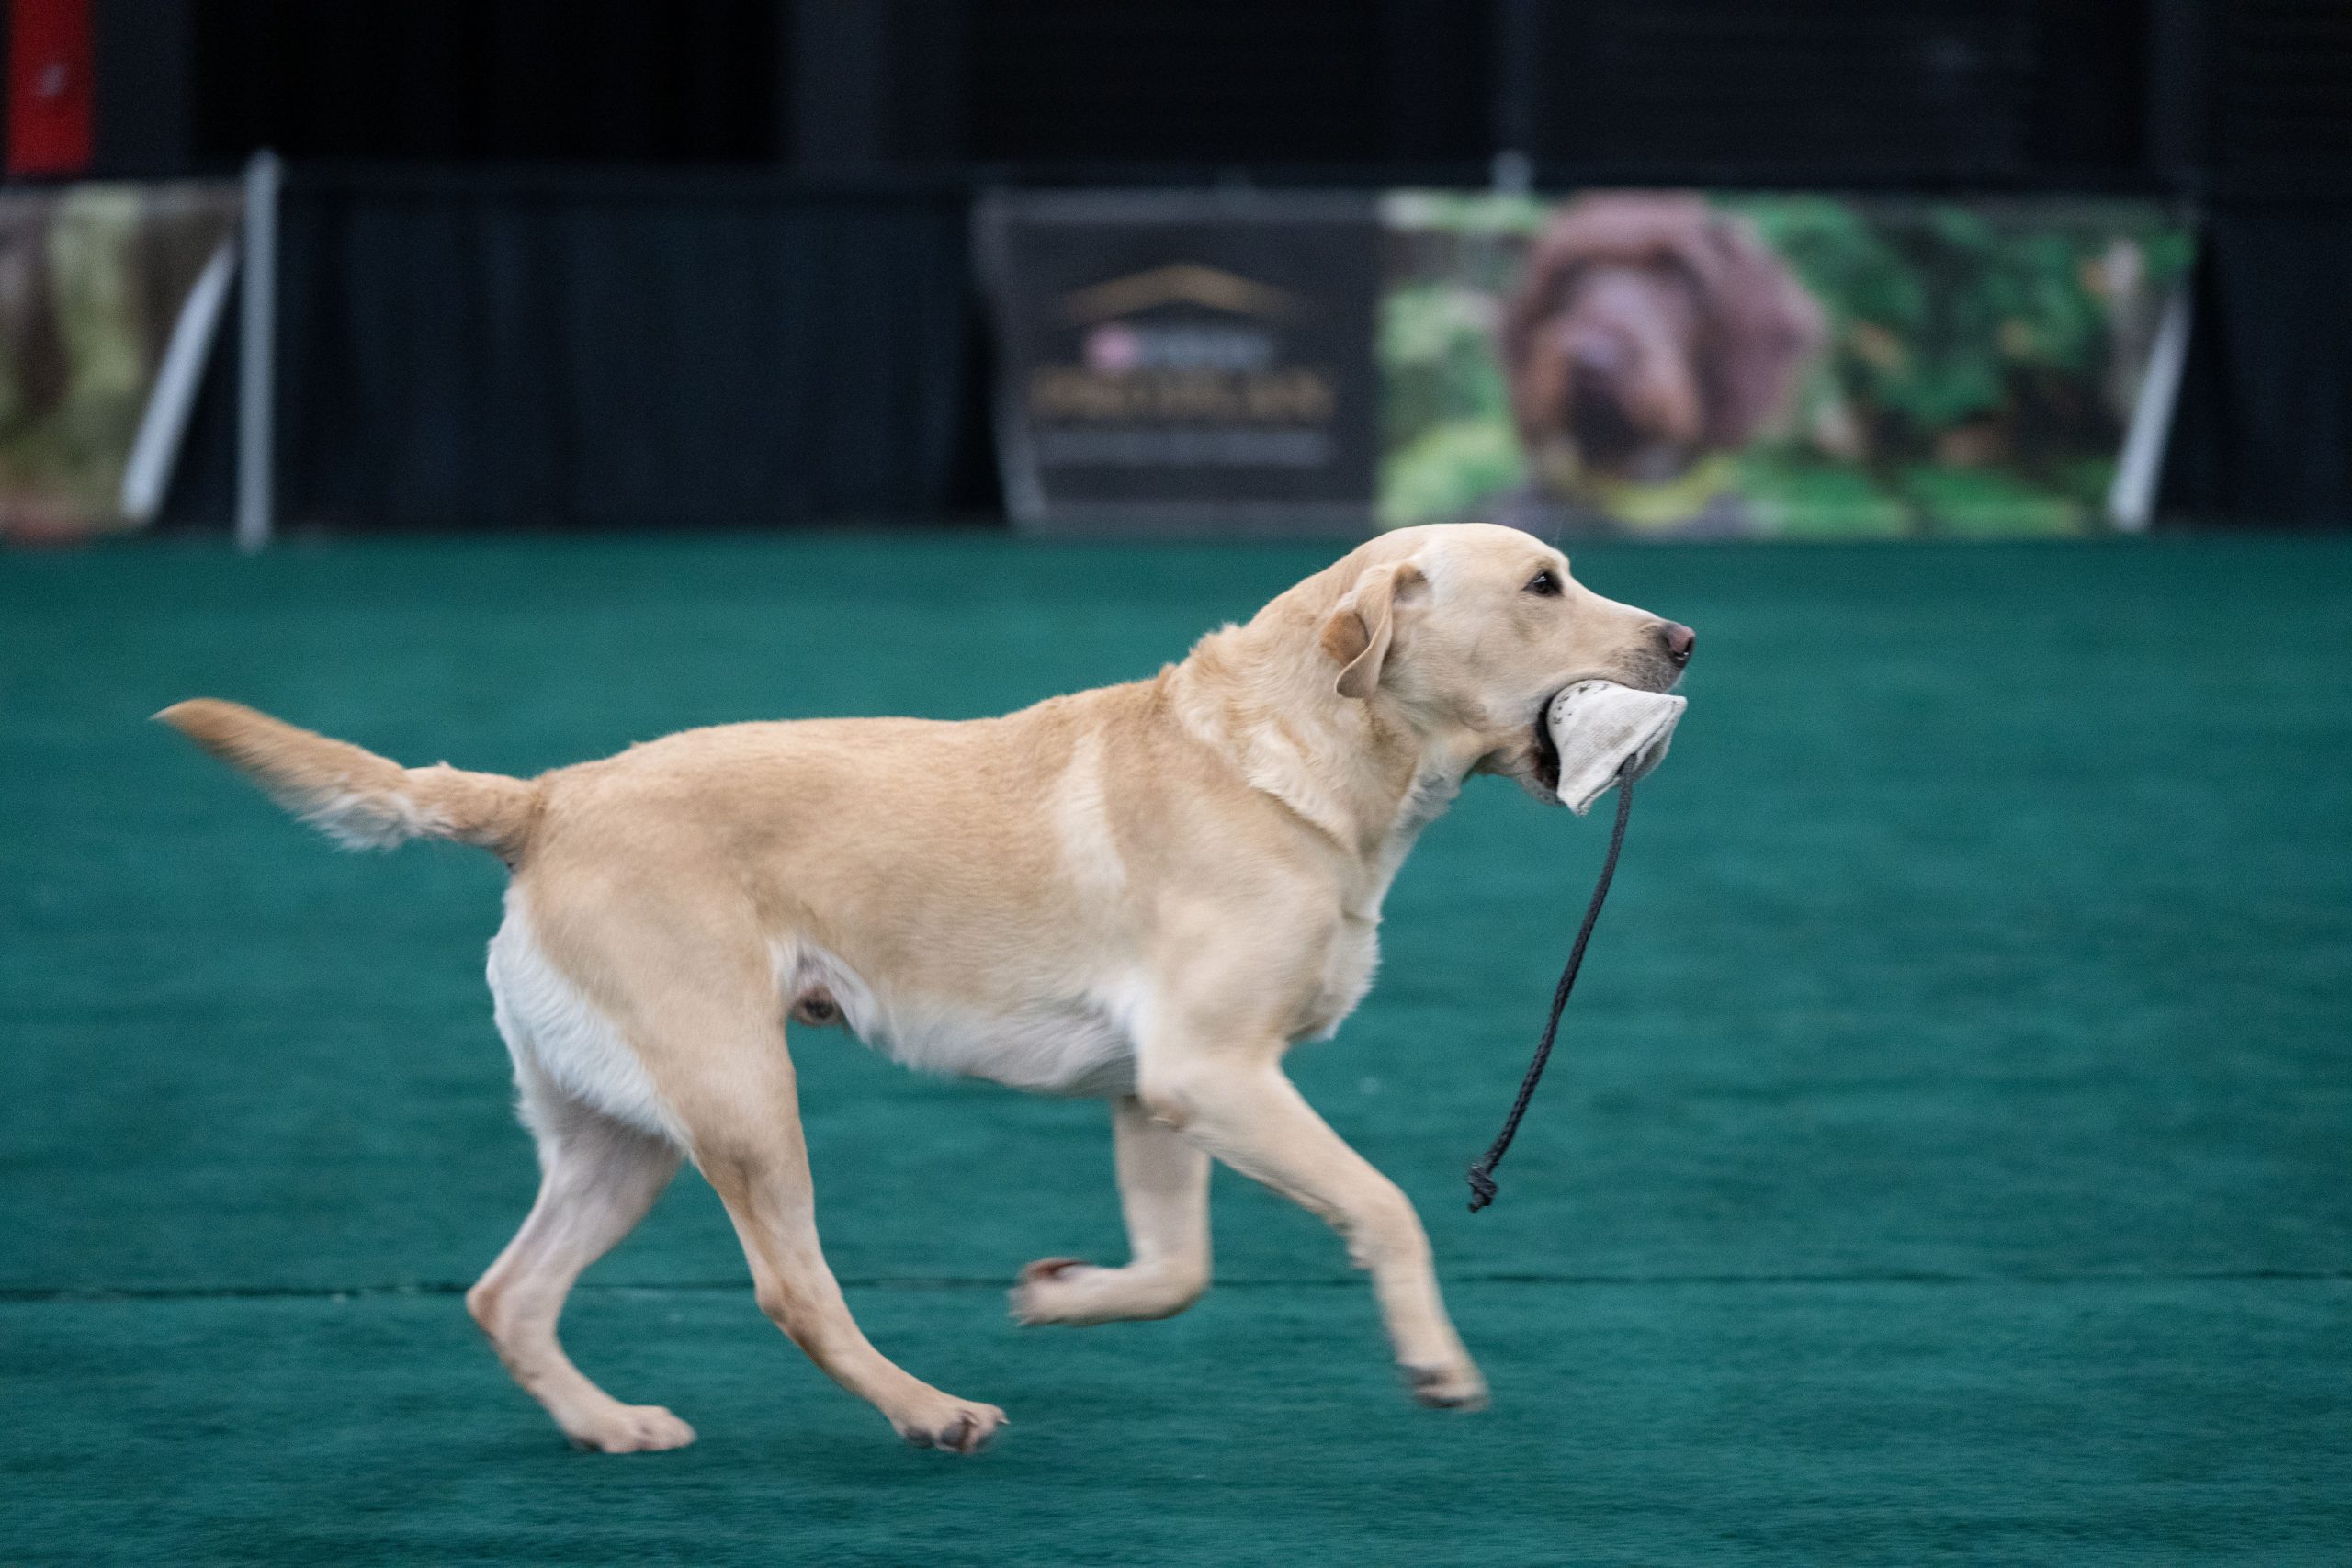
[3,534,2346,1564]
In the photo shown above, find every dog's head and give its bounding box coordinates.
[1499,194,1821,486]
[1312,524,1692,804]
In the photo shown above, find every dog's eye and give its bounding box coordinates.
[1524,570,1562,598]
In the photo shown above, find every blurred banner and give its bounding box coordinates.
[0,182,240,541]
[978,191,1379,535]
[1382,191,2197,540]
[982,189,2194,540]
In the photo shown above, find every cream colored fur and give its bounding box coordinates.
[158,523,1690,1456]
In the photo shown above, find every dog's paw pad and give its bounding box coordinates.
[898,1400,1008,1455]
[1009,1258,1096,1325]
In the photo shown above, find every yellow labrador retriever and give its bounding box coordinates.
[161,522,1693,1456]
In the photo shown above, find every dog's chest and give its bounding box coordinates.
[1295,917,1381,1043]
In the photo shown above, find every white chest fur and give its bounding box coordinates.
[1300,918,1382,1043]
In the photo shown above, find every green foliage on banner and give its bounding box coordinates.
[1379,193,2195,538]
[1379,277,1524,526]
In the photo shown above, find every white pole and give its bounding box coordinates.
[2109,287,2193,534]
[121,238,237,525]
[235,150,280,553]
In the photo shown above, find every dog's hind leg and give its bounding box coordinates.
[525,888,1003,1454]
[466,1065,688,1453]
[1010,1094,1211,1325]
[644,1004,1007,1455]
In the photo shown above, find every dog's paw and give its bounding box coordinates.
[565,1403,697,1454]
[1008,1257,1095,1325]
[1402,1361,1489,1412]
[892,1394,1009,1455]
[1011,1256,1208,1325]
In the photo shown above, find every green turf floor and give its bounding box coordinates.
[3,534,2347,1565]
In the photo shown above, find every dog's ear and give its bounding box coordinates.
[1319,560,1427,699]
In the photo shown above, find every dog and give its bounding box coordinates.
[161,523,1695,1455]
[1497,193,1822,534]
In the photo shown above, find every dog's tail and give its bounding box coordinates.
[157,699,540,863]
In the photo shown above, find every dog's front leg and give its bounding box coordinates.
[1145,1051,1487,1410]
[1011,1094,1211,1325]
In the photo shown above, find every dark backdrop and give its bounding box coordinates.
[50,0,2352,528]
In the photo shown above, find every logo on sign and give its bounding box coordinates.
[1029,263,1335,464]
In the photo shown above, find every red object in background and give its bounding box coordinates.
[6,0,95,176]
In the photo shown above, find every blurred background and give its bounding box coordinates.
[0,0,2346,541]
[3,6,2347,1564]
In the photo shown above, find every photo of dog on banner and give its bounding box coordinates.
[1381,190,2191,540]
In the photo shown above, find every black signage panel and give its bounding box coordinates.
[978,190,1379,536]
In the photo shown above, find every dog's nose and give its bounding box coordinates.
[1658,621,1696,665]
